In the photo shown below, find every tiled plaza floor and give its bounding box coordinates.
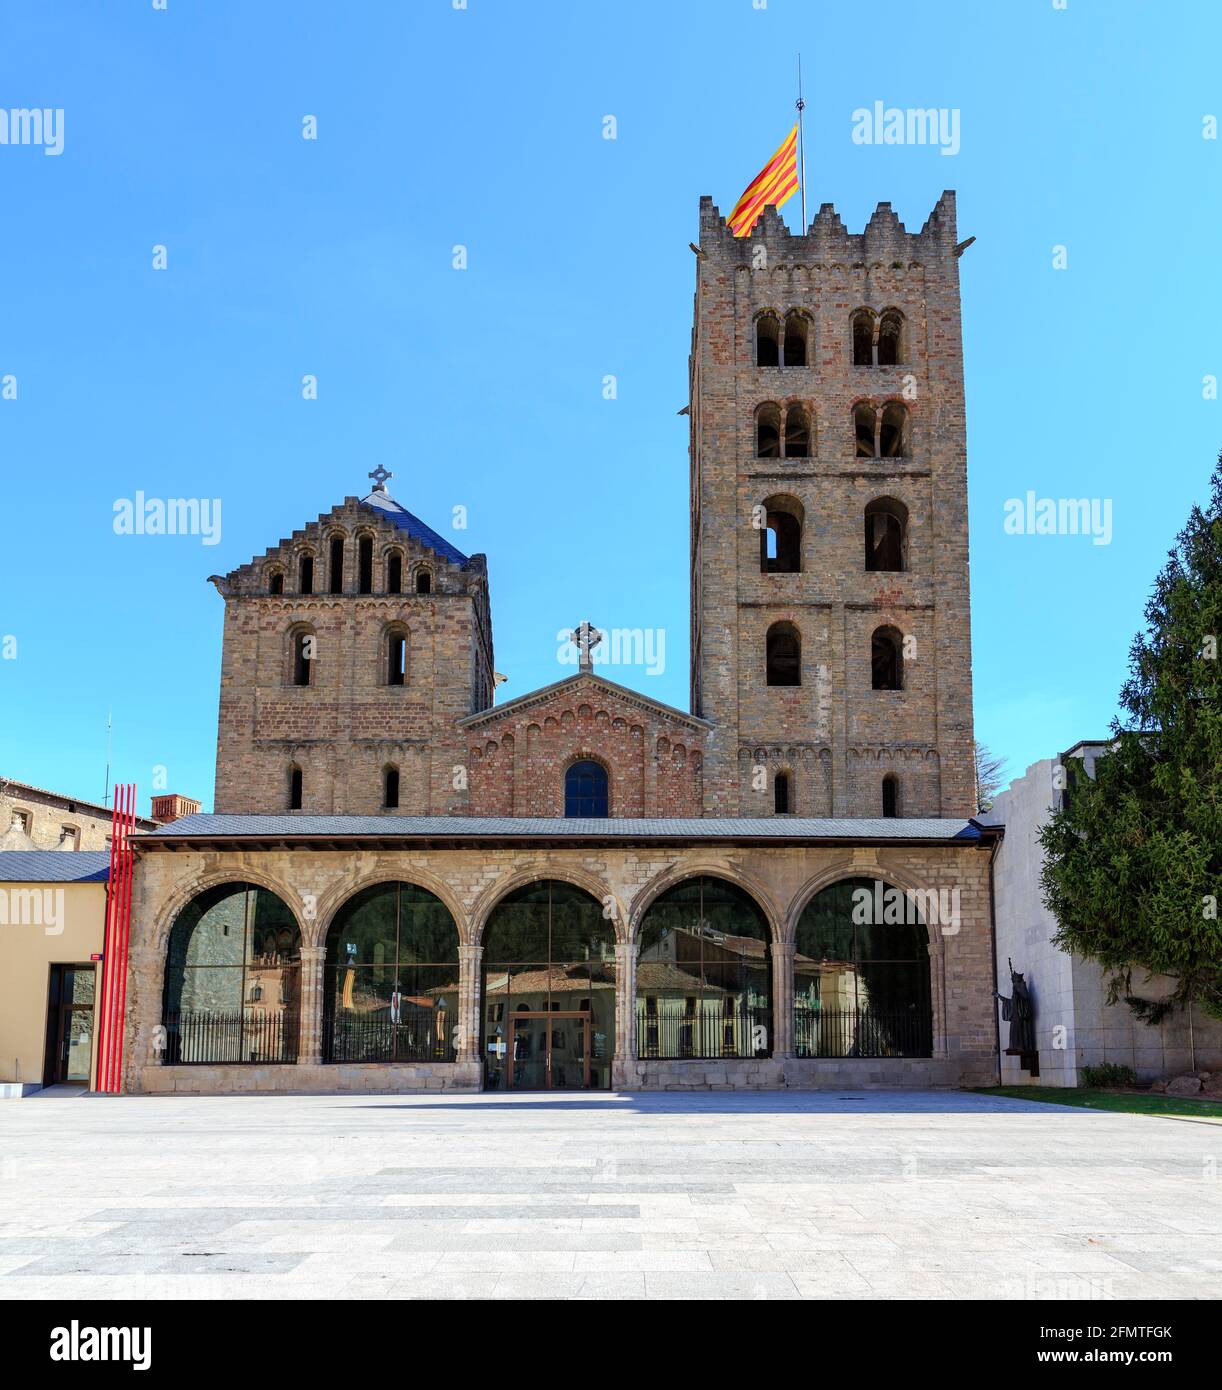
[1,1089,1218,1300]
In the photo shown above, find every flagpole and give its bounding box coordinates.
[796,53,807,232]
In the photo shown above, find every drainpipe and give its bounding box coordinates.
[984,827,1003,1086]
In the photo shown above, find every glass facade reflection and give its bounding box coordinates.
[793,877,933,1057]
[163,882,301,1063]
[324,882,460,1063]
[482,881,615,1090]
[635,877,772,1060]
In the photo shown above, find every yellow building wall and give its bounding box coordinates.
[0,881,107,1089]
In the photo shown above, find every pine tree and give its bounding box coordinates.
[1039,457,1222,1021]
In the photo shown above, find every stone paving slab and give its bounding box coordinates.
[0,1089,1218,1300]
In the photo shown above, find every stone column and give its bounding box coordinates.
[457,944,483,1065]
[299,946,325,1065]
[611,940,637,1089]
[770,941,795,1058]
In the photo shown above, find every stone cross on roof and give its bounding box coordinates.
[570,621,602,674]
[368,465,393,494]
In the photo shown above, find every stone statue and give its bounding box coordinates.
[996,959,1036,1054]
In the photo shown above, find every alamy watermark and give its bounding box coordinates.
[1003,492,1112,545]
[851,101,960,156]
[0,107,64,156]
[113,493,222,546]
[0,886,64,934]
[852,879,960,934]
[556,626,666,677]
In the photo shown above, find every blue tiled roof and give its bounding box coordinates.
[359,492,469,567]
[0,851,111,882]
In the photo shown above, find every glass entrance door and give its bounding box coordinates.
[507,1012,591,1090]
[46,965,96,1085]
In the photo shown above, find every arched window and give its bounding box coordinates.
[383,765,400,810]
[774,772,791,815]
[793,877,932,1058]
[386,552,403,594]
[565,760,608,817]
[162,882,301,1064]
[636,877,771,1060]
[784,403,811,458]
[766,621,801,686]
[879,401,909,458]
[852,309,876,367]
[482,880,615,1090]
[871,626,903,691]
[386,628,407,686]
[329,535,345,594]
[323,882,459,1064]
[756,403,781,459]
[759,495,803,574]
[756,312,780,367]
[865,498,908,572]
[298,553,314,595]
[291,629,314,687]
[882,773,899,818]
[415,570,432,595]
[878,309,904,366]
[289,764,303,810]
[854,402,876,458]
[357,535,374,594]
[268,570,284,595]
[783,311,808,367]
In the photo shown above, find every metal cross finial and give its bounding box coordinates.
[368,465,392,494]
[570,621,602,674]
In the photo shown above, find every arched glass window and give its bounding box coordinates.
[415,570,432,595]
[756,313,780,367]
[357,535,374,594]
[766,621,801,686]
[387,630,407,686]
[565,760,608,817]
[852,309,876,367]
[793,877,932,1058]
[880,401,908,458]
[882,773,899,818]
[323,882,459,1063]
[291,630,313,687]
[854,402,877,457]
[636,877,772,1061]
[784,403,811,458]
[878,309,904,366]
[288,764,303,810]
[383,766,400,810]
[756,403,781,459]
[760,495,803,573]
[774,772,791,815]
[329,535,345,594]
[865,498,907,572]
[871,626,903,690]
[269,571,284,595]
[299,553,314,595]
[783,312,808,367]
[482,881,615,1090]
[386,552,403,594]
[162,883,301,1064]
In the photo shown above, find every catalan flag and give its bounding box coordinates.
[727,124,800,237]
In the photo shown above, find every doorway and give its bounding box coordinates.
[504,1011,591,1090]
[44,964,96,1087]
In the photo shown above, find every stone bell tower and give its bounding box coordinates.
[688,191,976,820]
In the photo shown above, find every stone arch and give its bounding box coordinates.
[627,864,783,946]
[150,867,307,954]
[313,866,469,952]
[471,864,624,946]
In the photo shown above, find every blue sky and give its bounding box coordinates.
[1,0,1218,814]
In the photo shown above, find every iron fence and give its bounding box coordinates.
[793,1006,932,1058]
[323,1012,456,1064]
[635,1006,771,1060]
[162,1008,298,1065]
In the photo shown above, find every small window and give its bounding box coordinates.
[784,403,811,458]
[269,571,284,595]
[565,760,608,817]
[299,554,314,594]
[59,825,80,850]
[882,774,899,818]
[387,553,403,594]
[766,621,801,686]
[879,401,908,458]
[756,403,781,459]
[387,631,407,686]
[871,626,903,691]
[416,570,431,595]
[865,498,907,572]
[357,536,373,594]
[383,766,400,810]
[783,312,807,367]
[756,313,780,367]
[852,309,875,367]
[774,773,791,815]
[329,536,344,594]
[759,495,803,574]
[878,309,904,366]
[292,630,313,687]
[289,765,303,811]
[854,403,876,458]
